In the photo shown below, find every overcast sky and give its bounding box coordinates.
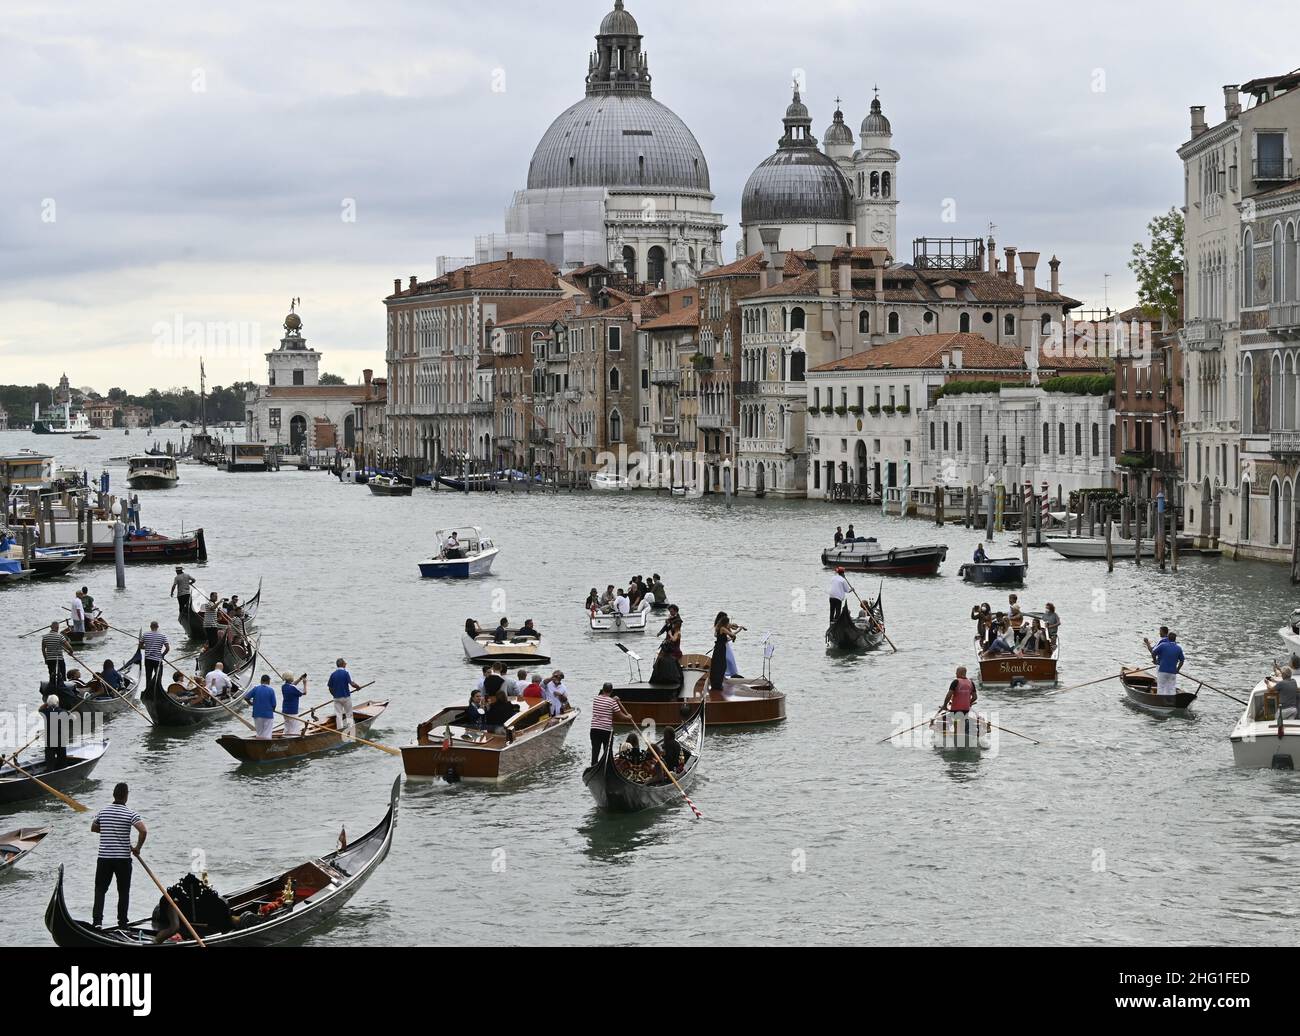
[1,0,1294,395]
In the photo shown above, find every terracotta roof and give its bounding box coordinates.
[749,270,819,298]
[1040,348,1112,372]
[641,303,699,330]
[699,252,768,279]
[389,257,559,299]
[810,333,1025,373]
[496,297,579,329]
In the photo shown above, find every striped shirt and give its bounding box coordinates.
[41,631,66,661]
[590,694,619,732]
[94,804,142,860]
[202,601,219,627]
[140,631,169,661]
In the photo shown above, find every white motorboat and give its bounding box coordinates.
[419,526,498,578]
[1048,537,1156,560]
[589,471,631,491]
[589,608,648,633]
[460,629,550,666]
[1279,610,1300,654]
[1229,677,1300,769]
[126,454,180,490]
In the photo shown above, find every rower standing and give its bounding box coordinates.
[328,658,362,735]
[1043,602,1061,643]
[589,683,619,766]
[39,694,70,770]
[90,783,147,931]
[139,622,170,697]
[1144,630,1185,697]
[69,590,87,637]
[244,675,278,740]
[201,592,222,649]
[829,566,851,624]
[41,622,71,686]
[79,586,97,624]
[281,673,306,736]
[170,566,196,621]
[941,666,978,716]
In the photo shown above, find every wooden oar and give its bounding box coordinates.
[841,576,897,653]
[18,623,55,639]
[986,721,1041,745]
[173,669,256,732]
[3,757,88,812]
[1054,666,1155,695]
[614,702,703,818]
[135,854,206,947]
[877,709,944,745]
[62,647,155,726]
[1179,671,1247,706]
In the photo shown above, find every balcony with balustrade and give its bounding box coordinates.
[652,368,682,385]
[1269,302,1300,336]
[1182,319,1223,352]
[1271,431,1300,457]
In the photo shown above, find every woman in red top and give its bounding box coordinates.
[522,673,544,699]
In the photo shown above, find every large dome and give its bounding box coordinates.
[527,94,711,193]
[741,149,854,224]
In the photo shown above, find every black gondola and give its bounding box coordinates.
[0,742,109,806]
[180,581,262,640]
[825,595,886,652]
[582,700,704,812]
[957,558,1027,586]
[141,633,257,727]
[44,776,399,947]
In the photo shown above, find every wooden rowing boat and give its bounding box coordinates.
[932,712,994,752]
[583,699,704,813]
[0,742,109,805]
[402,698,578,782]
[44,776,399,946]
[1120,668,1196,714]
[975,635,1059,686]
[216,701,389,763]
[0,827,51,872]
[609,654,786,728]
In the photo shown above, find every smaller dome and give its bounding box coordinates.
[824,107,854,146]
[600,1,639,36]
[861,96,892,136]
[785,91,810,121]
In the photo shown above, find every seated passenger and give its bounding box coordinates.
[986,624,1014,655]
[456,690,489,729]
[973,544,988,563]
[492,617,511,643]
[619,732,645,764]
[660,726,691,775]
[483,689,518,741]
[465,618,482,639]
[519,619,541,639]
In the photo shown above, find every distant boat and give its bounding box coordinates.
[126,454,179,490]
[32,402,92,436]
[1048,537,1155,560]
[418,526,498,579]
[590,471,631,491]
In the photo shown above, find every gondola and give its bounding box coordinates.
[216,701,389,764]
[180,581,262,640]
[0,827,51,872]
[582,699,704,813]
[0,742,110,806]
[141,634,256,727]
[825,596,886,652]
[40,672,139,715]
[44,776,400,947]
[1120,668,1197,714]
[958,558,1026,586]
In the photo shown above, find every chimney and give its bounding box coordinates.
[393,278,401,295]
[1190,106,1207,138]
[1019,251,1040,304]
[987,235,997,274]
[952,346,964,370]
[631,302,642,325]
[1224,85,1241,120]
[1004,247,1017,281]
[363,368,373,385]
[940,352,950,369]
[1048,255,1061,294]
[760,228,783,288]
[838,260,851,296]
[874,265,884,294]
[812,244,835,296]
[409,275,417,290]
[506,250,514,261]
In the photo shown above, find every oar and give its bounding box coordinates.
[3,758,88,812]
[986,721,1042,745]
[842,576,897,654]
[1054,666,1155,695]
[877,708,945,745]
[136,854,206,947]
[1179,671,1247,706]
[174,669,257,732]
[18,623,55,639]
[614,701,703,819]
[62,647,155,725]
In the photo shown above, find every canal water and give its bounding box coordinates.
[2,429,1297,945]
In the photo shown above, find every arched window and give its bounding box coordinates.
[859,310,870,334]
[1091,423,1100,457]
[1041,313,1053,336]
[1004,314,1016,337]
[887,311,900,334]
[622,246,636,281]
[1241,354,1254,435]
[882,172,892,198]
[608,409,622,444]
[790,350,806,382]
[647,246,666,286]
[1243,228,1254,308]
[1285,479,1295,546]
[870,172,880,197]
[1271,479,1281,546]
[959,312,971,333]
[790,307,806,331]
[1057,422,1066,455]
[609,367,620,392]
[1042,423,1050,454]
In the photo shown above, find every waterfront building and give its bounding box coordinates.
[736,238,1080,497]
[84,402,118,429]
[121,405,153,429]
[640,296,699,465]
[245,306,375,452]
[0,405,8,431]
[353,370,388,467]
[383,257,563,468]
[476,2,725,289]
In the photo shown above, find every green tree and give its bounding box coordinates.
[319,373,346,386]
[1129,208,1184,324]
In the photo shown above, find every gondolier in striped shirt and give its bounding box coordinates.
[170,566,196,622]
[41,622,71,686]
[138,622,170,697]
[201,592,222,649]
[589,683,619,765]
[90,783,147,929]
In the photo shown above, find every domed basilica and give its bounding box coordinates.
[476,1,725,290]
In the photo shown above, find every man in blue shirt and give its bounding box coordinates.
[328,659,362,735]
[244,674,278,740]
[1144,630,1185,696]
[281,672,306,737]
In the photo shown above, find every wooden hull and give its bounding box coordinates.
[958,559,1026,585]
[0,742,109,805]
[0,827,51,872]
[582,702,704,813]
[402,707,577,783]
[976,646,1059,686]
[822,544,947,575]
[368,481,412,496]
[1120,670,1196,714]
[44,777,399,947]
[217,702,387,763]
[932,712,994,752]
[610,674,785,728]
[89,529,206,564]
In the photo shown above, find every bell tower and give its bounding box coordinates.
[266,299,321,388]
[854,91,900,256]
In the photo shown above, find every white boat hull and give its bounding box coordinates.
[1280,624,1300,655]
[589,610,648,633]
[589,475,630,491]
[460,632,550,666]
[1048,538,1156,560]
[419,548,498,579]
[1230,678,1300,768]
